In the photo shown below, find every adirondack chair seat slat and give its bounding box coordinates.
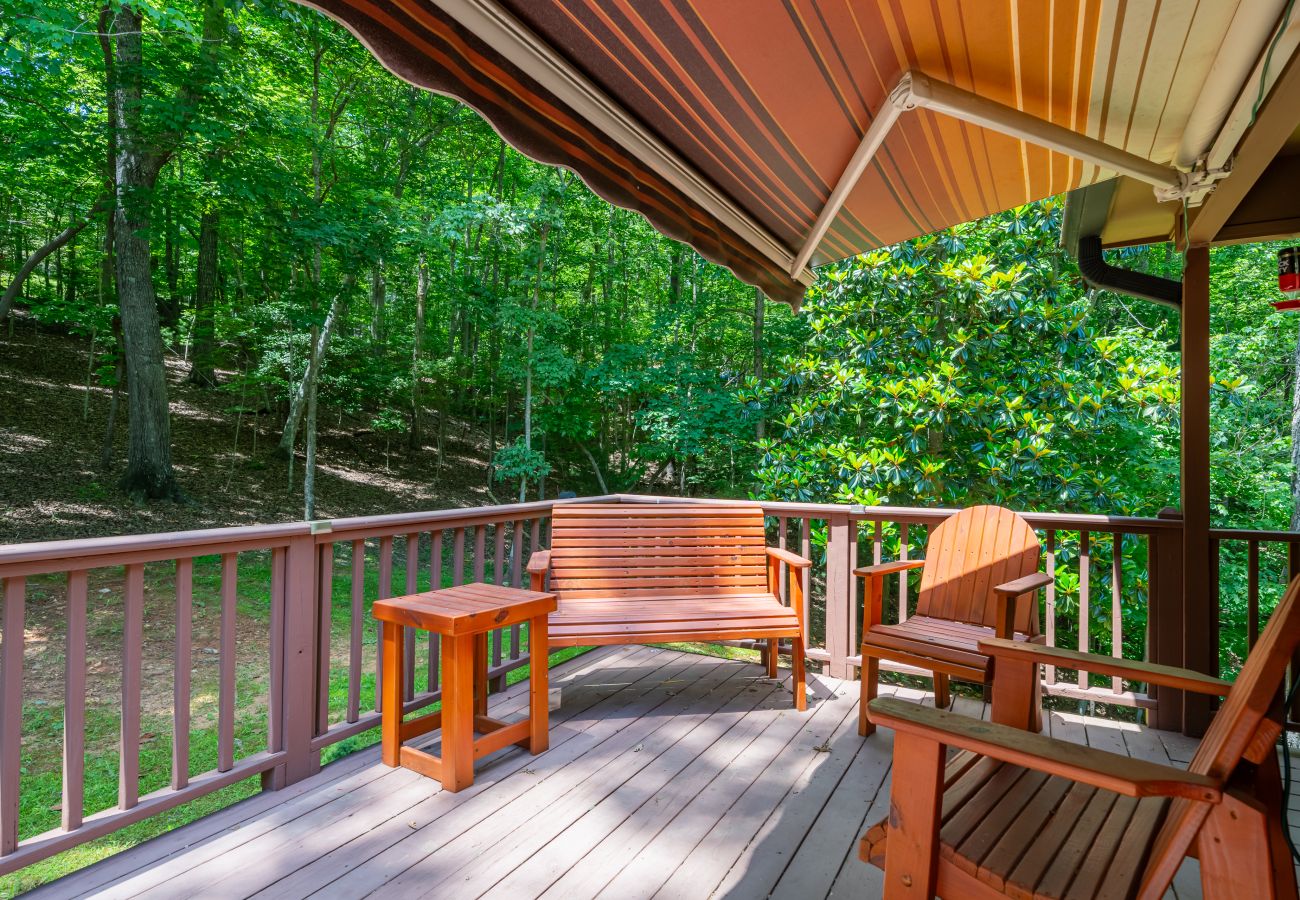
[530,502,810,710]
[863,617,1044,673]
[858,505,1048,735]
[861,751,1169,899]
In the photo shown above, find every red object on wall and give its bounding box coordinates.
[1273,248,1300,311]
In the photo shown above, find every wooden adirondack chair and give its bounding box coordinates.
[857,505,1052,736]
[860,574,1300,900]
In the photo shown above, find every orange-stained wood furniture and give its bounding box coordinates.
[373,583,557,793]
[527,502,811,709]
[859,575,1300,900]
[857,504,1052,735]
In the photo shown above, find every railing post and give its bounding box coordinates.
[825,513,853,679]
[1148,508,1184,733]
[271,528,324,788]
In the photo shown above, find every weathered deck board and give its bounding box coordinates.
[32,650,1283,900]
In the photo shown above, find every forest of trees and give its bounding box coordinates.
[3,0,1299,536]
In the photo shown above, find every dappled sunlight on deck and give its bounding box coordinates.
[30,646,1270,900]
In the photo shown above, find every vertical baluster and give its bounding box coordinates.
[776,517,788,603]
[800,518,812,636]
[1247,540,1260,649]
[316,544,332,734]
[268,548,285,757]
[898,523,910,622]
[1045,531,1056,685]
[492,524,505,673]
[0,576,24,854]
[473,526,486,583]
[218,554,237,772]
[1077,532,1090,691]
[120,563,144,807]
[347,540,363,723]
[172,561,191,790]
[375,536,394,711]
[453,528,466,586]
[1209,537,1220,679]
[531,518,542,553]
[62,571,87,830]
[404,533,418,699]
[429,531,442,690]
[1111,534,1123,694]
[510,520,523,661]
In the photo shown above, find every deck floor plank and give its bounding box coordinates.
[27,651,1259,900]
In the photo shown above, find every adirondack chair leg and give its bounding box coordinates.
[767,638,779,678]
[881,730,944,899]
[932,672,949,710]
[791,635,806,710]
[860,654,879,736]
[1197,789,1281,900]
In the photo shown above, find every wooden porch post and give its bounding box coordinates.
[1181,245,1214,736]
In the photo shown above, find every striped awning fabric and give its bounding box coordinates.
[302,0,1251,305]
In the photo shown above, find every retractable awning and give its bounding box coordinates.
[302,0,1300,305]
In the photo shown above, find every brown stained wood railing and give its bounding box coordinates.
[0,492,1250,878]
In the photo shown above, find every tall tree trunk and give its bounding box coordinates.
[188,207,219,386]
[113,5,180,499]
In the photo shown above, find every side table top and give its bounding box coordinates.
[372,582,557,635]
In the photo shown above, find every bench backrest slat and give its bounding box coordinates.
[549,503,769,600]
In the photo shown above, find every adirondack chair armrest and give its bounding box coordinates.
[866,697,1221,802]
[992,571,1053,638]
[766,546,812,569]
[854,560,925,628]
[526,550,552,591]
[978,638,1233,696]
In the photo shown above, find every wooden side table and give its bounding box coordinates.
[373,582,557,792]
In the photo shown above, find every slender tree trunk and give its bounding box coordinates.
[1290,323,1300,531]
[521,220,551,502]
[304,324,320,519]
[409,249,428,449]
[188,207,219,386]
[370,259,385,349]
[278,276,353,456]
[0,207,103,321]
[753,286,765,440]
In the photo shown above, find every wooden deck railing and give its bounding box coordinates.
[0,493,1290,876]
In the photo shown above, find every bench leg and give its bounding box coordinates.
[381,622,404,767]
[767,638,779,678]
[933,672,949,710]
[529,614,549,754]
[441,633,476,792]
[791,635,806,711]
[860,654,879,736]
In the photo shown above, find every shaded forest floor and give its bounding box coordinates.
[0,316,499,545]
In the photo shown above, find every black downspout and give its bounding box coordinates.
[1077,235,1182,309]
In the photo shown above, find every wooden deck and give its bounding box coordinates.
[29,645,1299,899]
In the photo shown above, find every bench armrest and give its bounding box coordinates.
[978,638,1232,696]
[994,571,1053,596]
[766,546,812,569]
[527,550,552,591]
[867,697,1220,802]
[992,571,1053,639]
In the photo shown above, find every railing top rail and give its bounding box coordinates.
[617,494,1182,534]
[1209,526,1300,542]
[0,521,310,570]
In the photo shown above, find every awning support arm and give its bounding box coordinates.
[792,70,1190,278]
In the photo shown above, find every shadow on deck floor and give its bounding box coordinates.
[28,646,1294,899]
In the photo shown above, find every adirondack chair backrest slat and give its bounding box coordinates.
[915,505,1042,634]
[1139,574,1300,898]
[547,502,769,600]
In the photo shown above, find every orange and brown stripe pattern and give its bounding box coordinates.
[298,0,1242,304]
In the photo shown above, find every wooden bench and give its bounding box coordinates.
[527,502,810,709]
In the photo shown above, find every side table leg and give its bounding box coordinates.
[442,633,476,791]
[381,622,404,767]
[473,632,489,716]
[529,615,549,754]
